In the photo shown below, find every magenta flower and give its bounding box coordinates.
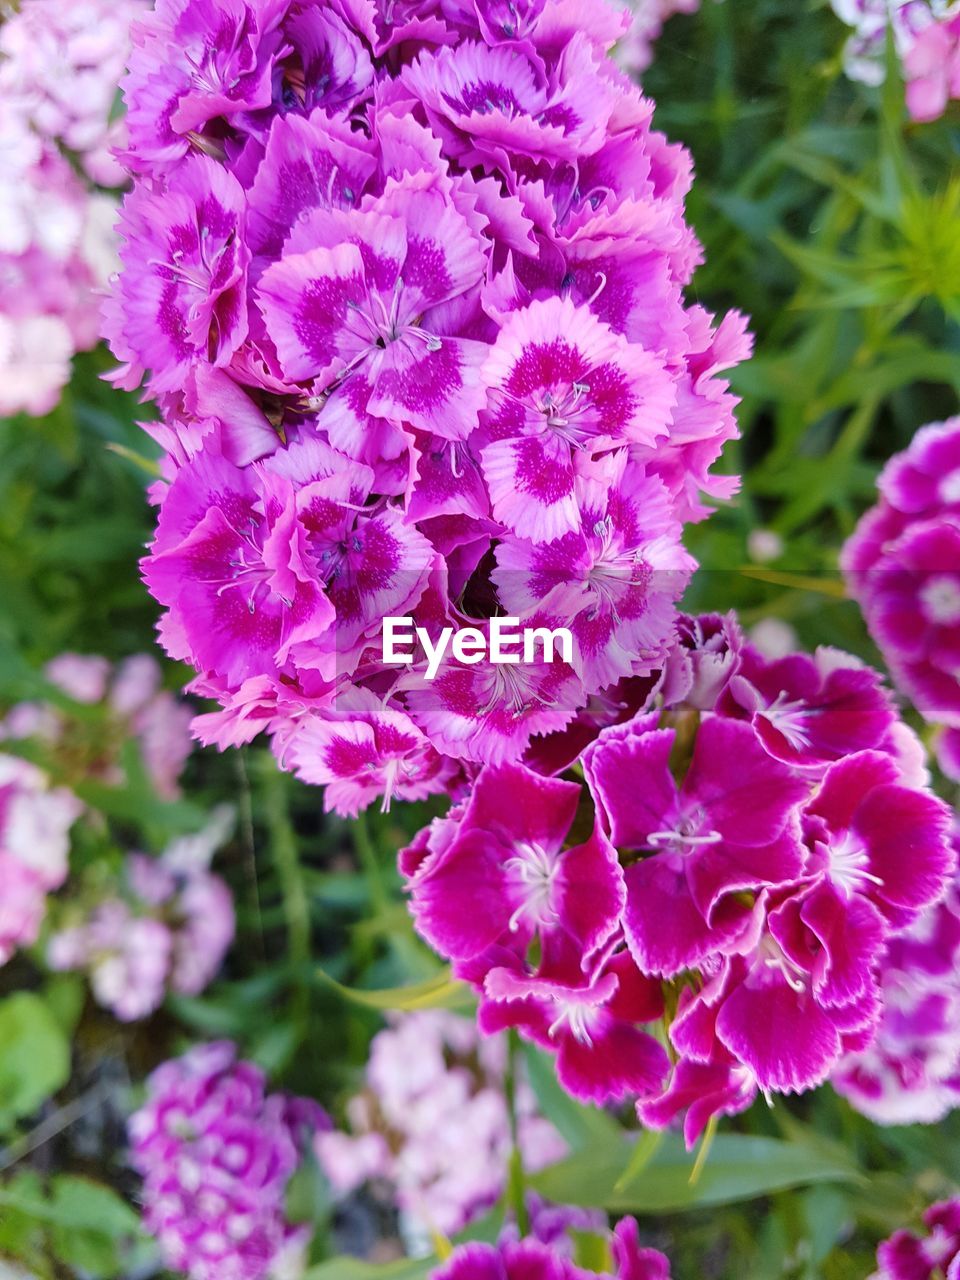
[128,1042,327,1280]
[721,644,898,770]
[109,0,750,809]
[843,417,960,739]
[286,687,456,815]
[402,609,955,1140]
[110,157,250,394]
[584,713,808,976]
[409,761,624,962]
[431,1217,672,1280]
[871,1200,960,1280]
[480,941,670,1105]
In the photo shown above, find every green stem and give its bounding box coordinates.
[504,1028,530,1236]
[353,809,387,914]
[259,757,310,1034]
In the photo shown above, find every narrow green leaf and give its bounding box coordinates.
[314,967,474,1012]
[305,1257,434,1280]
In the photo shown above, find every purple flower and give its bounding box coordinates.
[431,1216,672,1279]
[871,1199,960,1280]
[409,760,624,963]
[49,817,235,1020]
[401,610,955,1140]
[843,417,960,735]
[584,713,808,977]
[128,1042,326,1280]
[110,157,250,394]
[108,0,750,808]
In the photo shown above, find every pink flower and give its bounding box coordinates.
[0,754,81,963]
[128,1042,327,1280]
[843,417,960,735]
[108,0,750,807]
[431,1216,672,1280]
[315,1010,567,1239]
[871,1199,960,1280]
[401,610,955,1142]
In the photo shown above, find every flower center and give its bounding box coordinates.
[504,839,559,930]
[763,688,813,750]
[919,574,960,625]
[647,810,721,855]
[547,998,600,1047]
[826,829,883,898]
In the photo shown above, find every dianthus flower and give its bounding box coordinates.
[842,417,960,780]
[832,822,960,1124]
[128,1042,329,1280]
[1,651,194,799]
[432,1217,671,1280]
[108,0,750,807]
[829,0,957,86]
[315,1009,567,1243]
[870,1199,960,1280]
[401,611,954,1143]
[48,809,235,1022]
[0,0,146,418]
[0,753,82,965]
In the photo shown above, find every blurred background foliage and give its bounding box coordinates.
[0,0,959,1277]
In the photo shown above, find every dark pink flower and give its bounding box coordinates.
[584,713,808,976]
[409,761,624,962]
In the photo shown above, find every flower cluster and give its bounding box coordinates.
[128,1042,328,1280]
[842,417,960,782]
[0,753,82,965]
[403,611,954,1142]
[316,1009,567,1242]
[108,0,750,804]
[432,1217,671,1280]
[2,651,194,799]
[871,1200,960,1280]
[0,0,145,418]
[829,0,958,88]
[48,811,235,1022]
[833,825,960,1125]
[615,0,701,74]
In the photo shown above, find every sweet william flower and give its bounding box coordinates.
[111,0,750,804]
[871,1200,960,1280]
[128,1042,327,1280]
[843,417,960,739]
[409,760,624,962]
[432,1217,672,1280]
[404,609,955,1140]
[583,713,808,977]
[316,1011,567,1240]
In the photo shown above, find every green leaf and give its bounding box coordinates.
[521,1043,623,1152]
[0,992,71,1130]
[0,1176,141,1279]
[314,967,475,1012]
[529,1132,862,1213]
[305,1257,434,1280]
